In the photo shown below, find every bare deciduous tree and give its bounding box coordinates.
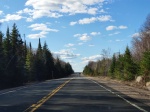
[132,14,150,61]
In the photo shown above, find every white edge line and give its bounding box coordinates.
[87,78,148,112]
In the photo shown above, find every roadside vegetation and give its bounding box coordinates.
[83,14,150,84]
[0,23,74,89]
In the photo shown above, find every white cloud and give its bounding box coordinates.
[118,25,128,29]
[80,34,91,41]
[53,49,80,59]
[29,23,58,32]
[87,8,98,15]
[97,15,112,22]
[27,23,59,39]
[106,25,117,31]
[24,0,106,21]
[27,31,48,39]
[132,33,140,38]
[109,31,120,36]
[0,11,3,15]
[74,34,81,37]
[74,33,91,42]
[90,32,101,36]
[70,21,77,26]
[99,9,106,13]
[0,14,23,23]
[65,43,75,47]
[115,39,124,42]
[106,25,128,31]
[76,33,91,42]
[82,55,102,63]
[79,17,97,24]
[70,15,112,25]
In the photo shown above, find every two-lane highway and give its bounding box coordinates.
[0,74,149,112]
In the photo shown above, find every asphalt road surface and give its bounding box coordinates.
[0,74,149,112]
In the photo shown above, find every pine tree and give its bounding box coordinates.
[25,42,34,82]
[9,23,24,86]
[3,27,11,69]
[43,42,54,79]
[124,46,137,80]
[34,38,44,81]
[141,51,150,83]
[0,31,5,88]
[109,54,116,78]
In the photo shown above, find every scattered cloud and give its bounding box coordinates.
[53,49,80,59]
[0,14,23,23]
[74,34,81,37]
[80,34,91,42]
[70,15,112,25]
[106,25,128,31]
[27,23,59,39]
[82,54,102,63]
[79,17,97,24]
[108,31,120,36]
[131,32,140,38]
[90,32,101,36]
[65,43,75,47]
[118,25,128,29]
[97,15,112,22]
[75,33,91,42]
[70,21,77,26]
[99,9,106,13]
[21,0,107,21]
[27,31,48,39]
[0,11,3,15]
[115,39,124,42]
[106,25,117,31]
[29,23,58,32]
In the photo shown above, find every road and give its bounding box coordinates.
[0,74,149,112]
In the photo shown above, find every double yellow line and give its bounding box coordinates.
[23,79,72,112]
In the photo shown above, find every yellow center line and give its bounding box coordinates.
[23,78,72,112]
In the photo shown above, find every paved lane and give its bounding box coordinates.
[0,78,69,112]
[0,74,149,112]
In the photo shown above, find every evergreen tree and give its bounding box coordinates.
[0,31,5,88]
[34,38,44,81]
[9,23,24,86]
[115,54,124,79]
[141,51,150,82]
[123,46,137,80]
[109,54,116,78]
[25,42,35,82]
[43,42,54,79]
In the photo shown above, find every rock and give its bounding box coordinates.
[146,82,150,90]
[136,76,143,83]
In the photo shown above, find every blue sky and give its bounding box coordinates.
[0,0,150,72]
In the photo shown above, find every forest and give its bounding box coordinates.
[83,14,150,83]
[0,23,74,89]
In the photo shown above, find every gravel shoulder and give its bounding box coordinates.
[86,76,150,107]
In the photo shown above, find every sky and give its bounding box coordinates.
[0,0,150,72]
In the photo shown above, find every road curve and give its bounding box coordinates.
[0,74,149,112]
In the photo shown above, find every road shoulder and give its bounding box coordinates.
[86,76,150,107]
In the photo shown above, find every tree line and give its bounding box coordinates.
[83,14,150,83]
[0,23,74,89]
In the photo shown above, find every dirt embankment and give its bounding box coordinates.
[87,76,150,107]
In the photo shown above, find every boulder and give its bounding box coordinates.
[136,76,143,83]
[146,82,150,90]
